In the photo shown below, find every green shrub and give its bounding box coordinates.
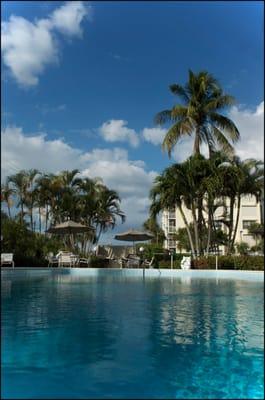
[233,256,264,271]
[13,254,48,268]
[192,255,264,270]
[1,216,65,267]
[89,256,108,268]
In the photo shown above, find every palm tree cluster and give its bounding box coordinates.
[150,153,263,256]
[1,169,125,252]
[150,69,263,257]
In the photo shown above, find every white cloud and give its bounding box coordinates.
[142,127,167,145]
[99,120,140,148]
[1,1,90,87]
[1,126,82,176]
[228,101,264,160]
[1,125,157,239]
[50,1,90,37]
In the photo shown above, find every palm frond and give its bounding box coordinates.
[162,119,193,157]
[169,84,190,103]
[212,126,235,156]
[154,109,173,125]
[210,113,240,142]
[204,95,236,112]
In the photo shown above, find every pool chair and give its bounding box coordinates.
[58,253,74,268]
[142,256,155,268]
[95,245,113,260]
[47,252,58,268]
[78,257,90,267]
[180,256,191,270]
[1,253,15,268]
[121,254,141,268]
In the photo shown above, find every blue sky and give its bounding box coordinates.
[1,1,264,242]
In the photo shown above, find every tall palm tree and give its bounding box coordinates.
[24,169,40,231]
[155,70,240,157]
[93,186,125,244]
[219,157,264,252]
[150,162,197,255]
[7,170,28,224]
[142,217,165,245]
[1,182,14,218]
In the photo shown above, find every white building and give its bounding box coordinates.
[161,194,263,254]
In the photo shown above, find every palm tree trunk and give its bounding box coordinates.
[198,195,204,254]
[38,206,42,233]
[227,197,235,254]
[7,203,11,219]
[179,204,196,256]
[30,207,33,231]
[206,203,212,256]
[191,202,199,257]
[231,195,241,249]
[193,128,200,155]
[45,204,49,232]
[96,225,103,245]
[21,201,24,224]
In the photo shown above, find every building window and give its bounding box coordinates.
[242,220,256,229]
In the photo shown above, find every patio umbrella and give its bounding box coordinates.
[46,220,94,235]
[114,229,154,252]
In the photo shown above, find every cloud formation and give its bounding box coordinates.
[1,1,90,87]
[142,127,167,145]
[1,125,157,235]
[99,120,140,148]
[228,101,264,160]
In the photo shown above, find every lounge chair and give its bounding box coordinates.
[142,256,155,268]
[1,253,15,268]
[47,254,59,268]
[78,257,89,267]
[121,254,141,268]
[58,253,74,268]
[95,245,113,260]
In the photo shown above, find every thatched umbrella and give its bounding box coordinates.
[46,220,93,235]
[114,229,154,253]
[46,220,94,252]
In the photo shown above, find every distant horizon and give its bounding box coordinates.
[1,1,264,243]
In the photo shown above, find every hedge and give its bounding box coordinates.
[186,255,264,270]
[7,254,264,270]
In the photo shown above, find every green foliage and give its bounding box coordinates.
[248,222,264,238]
[149,152,264,256]
[191,255,264,270]
[1,214,64,267]
[235,241,250,256]
[250,239,264,253]
[89,256,108,268]
[172,227,191,252]
[142,217,165,245]
[2,168,126,255]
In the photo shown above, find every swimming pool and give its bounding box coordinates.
[1,269,264,399]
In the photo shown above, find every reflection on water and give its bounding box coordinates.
[1,272,264,399]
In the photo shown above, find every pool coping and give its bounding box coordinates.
[1,267,264,281]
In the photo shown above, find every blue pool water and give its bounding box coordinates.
[1,269,264,399]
